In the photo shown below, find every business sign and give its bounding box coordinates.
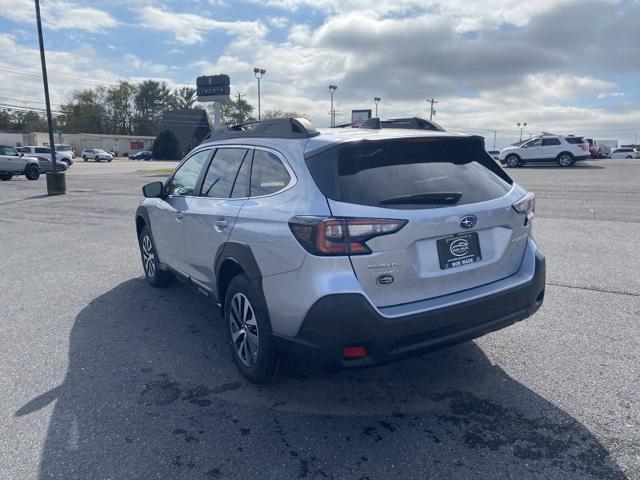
[196,75,231,102]
[351,109,372,126]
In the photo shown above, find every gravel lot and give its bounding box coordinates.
[1,157,638,479]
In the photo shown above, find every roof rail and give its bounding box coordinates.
[203,117,320,142]
[358,117,445,132]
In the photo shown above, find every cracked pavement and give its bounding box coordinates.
[0,158,638,479]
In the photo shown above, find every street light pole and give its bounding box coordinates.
[253,67,265,121]
[374,97,381,118]
[329,85,337,127]
[35,0,65,195]
[517,122,528,143]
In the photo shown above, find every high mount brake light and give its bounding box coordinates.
[289,217,407,256]
[512,192,535,223]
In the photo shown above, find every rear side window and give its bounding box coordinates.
[35,147,50,154]
[542,138,561,146]
[250,150,291,196]
[564,137,585,144]
[306,138,512,209]
[201,148,248,198]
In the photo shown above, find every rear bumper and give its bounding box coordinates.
[272,250,545,369]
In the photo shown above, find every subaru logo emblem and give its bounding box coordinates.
[459,215,478,229]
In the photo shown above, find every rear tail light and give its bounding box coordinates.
[512,192,535,224]
[289,216,407,256]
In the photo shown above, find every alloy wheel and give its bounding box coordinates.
[558,155,572,167]
[141,235,156,278]
[229,293,259,367]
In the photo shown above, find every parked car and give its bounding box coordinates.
[610,148,638,159]
[130,150,154,161]
[81,149,113,162]
[16,147,67,173]
[55,144,76,163]
[499,134,590,167]
[135,117,545,383]
[19,145,73,167]
[0,145,41,181]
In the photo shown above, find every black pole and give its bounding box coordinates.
[35,0,59,179]
[257,77,261,121]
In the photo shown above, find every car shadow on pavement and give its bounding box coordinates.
[18,278,628,480]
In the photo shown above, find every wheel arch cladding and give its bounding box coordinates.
[135,206,150,239]
[215,242,265,314]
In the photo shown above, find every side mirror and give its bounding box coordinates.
[143,181,165,198]
[19,152,24,157]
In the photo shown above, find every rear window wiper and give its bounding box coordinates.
[379,192,462,206]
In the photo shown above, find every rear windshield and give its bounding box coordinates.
[565,137,585,144]
[306,138,512,209]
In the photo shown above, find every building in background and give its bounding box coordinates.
[0,131,155,156]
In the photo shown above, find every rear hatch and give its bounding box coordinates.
[305,135,531,308]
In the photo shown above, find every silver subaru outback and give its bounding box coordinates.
[136,118,545,383]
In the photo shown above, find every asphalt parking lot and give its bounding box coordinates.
[1,157,639,479]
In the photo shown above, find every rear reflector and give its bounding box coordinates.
[342,346,367,359]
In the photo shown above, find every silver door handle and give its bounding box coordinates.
[214,219,228,229]
[175,212,184,221]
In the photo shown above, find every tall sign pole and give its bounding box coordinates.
[35,0,65,194]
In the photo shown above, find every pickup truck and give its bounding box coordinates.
[0,145,41,181]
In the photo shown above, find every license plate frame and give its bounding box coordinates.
[436,232,482,270]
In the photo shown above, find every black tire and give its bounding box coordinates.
[505,154,521,168]
[139,226,173,287]
[225,274,280,383]
[108,159,112,163]
[0,173,13,181]
[557,152,574,167]
[83,156,88,162]
[24,164,40,181]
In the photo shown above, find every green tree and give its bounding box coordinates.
[152,129,180,160]
[173,87,197,110]
[135,80,175,135]
[0,110,11,130]
[60,88,108,134]
[11,111,48,132]
[220,98,255,126]
[106,81,135,135]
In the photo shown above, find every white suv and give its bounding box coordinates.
[81,149,113,162]
[499,135,590,167]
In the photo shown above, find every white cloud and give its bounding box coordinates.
[136,6,268,45]
[0,0,117,32]
[268,16,289,29]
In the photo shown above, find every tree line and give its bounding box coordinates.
[0,79,307,136]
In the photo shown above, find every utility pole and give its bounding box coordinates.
[35,0,65,195]
[427,97,438,121]
[329,85,338,127]
[253,67,265,121]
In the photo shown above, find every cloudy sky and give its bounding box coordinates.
[1,0,639,146]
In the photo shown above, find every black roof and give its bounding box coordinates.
[204,117,319,142]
